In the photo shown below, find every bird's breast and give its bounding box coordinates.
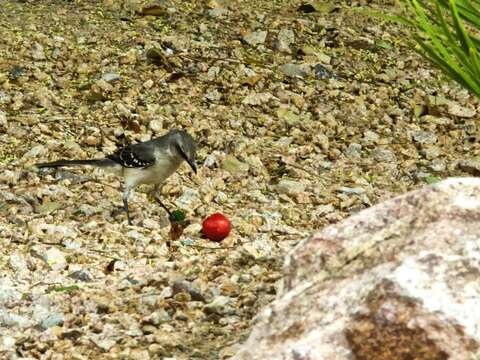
[124,155,182,188]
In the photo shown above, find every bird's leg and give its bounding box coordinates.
[122,187,132,225]
[151,185,172,218]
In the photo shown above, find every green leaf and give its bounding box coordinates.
[425,175,442,184]
[374,0,480,99]
[376,40,393,49]
[170,209,186,222]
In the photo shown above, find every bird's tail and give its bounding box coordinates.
[35,159,112,168]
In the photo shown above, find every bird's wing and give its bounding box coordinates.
[107,142,156,168]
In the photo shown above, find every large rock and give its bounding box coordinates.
[234,178,480,359]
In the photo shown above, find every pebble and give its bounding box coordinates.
[116,102,132,118]
[159,286,173,299]
[314,64,337,79]
[0,91,10,104]
[316,52,332,64]
[101,72,121,83]
[243,30,267,45]
[203,295,231,315]
[0,170,19,185]
[208,7,229,17]
[242,92,276,105]
[315,204,335,216]
[430,159,446,172]
[174,188,201,210]
[205,89,222,102]
[346,143,362,158]
[373,148,396,162]
[183,223,202,236]
[2,336,15,350]
[149,310,171,325]
[203,154,217,168]
[0,110,7,127]
[40,312,65,329]
[149,119,163,134]
[32,224,77,238]
[143,79,154,89]
[91,337,116,352]
[215,191,228,203]
[22,145,46,159]
[422,146,441,160]
[69,270,93,282]
[172,280,205,302]
[0,278,22,304]
[364,130,380,143]
[42,247,67,271]
[447,101,476,118]
[0,310,33,328]
[275,29,295,53]
[31,42,46,60]
[277,179,305,195]
[222,155,249,174]
[279,63,310,78]
[412,130,437,144]
[9,252,27,272]
[338,186,365,195]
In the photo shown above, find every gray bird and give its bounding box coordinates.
[36,129,197,225]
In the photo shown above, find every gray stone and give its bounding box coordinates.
[31,42,46,60]
[363,130,379,144]
[373,148,396,162]
[208,7,229,17]
[69,270,93,282]
[0,91,10,104]
[243,31,267,45]
[40,312,65,329]
[276,29,295,53]
[101,72,122,82]
[0,278,21,305]
[277,179,305,195]
[203,295,232,315]
[412,130,437,145]
[174,188,201,210]
[2,336,15,350]
[0,310,33,328]
[448,101,476,118]
[42,247,67,271]
[337,186,365,195]
[422,146,441,159]
[9,252,27,272]
[345,143,362,158]
[279,63,311,78]
[148,309,171,325]
[22,144,46,159]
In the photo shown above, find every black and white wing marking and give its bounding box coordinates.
[107,143,155,168]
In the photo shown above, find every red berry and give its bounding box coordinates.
[202,213,231,242]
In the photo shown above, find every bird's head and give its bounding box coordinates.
[172,130,197,174]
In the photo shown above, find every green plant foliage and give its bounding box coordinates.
[373,0,480,97]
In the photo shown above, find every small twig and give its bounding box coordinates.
[178,53,242,64]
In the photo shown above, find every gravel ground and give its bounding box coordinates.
[1,0,479,358]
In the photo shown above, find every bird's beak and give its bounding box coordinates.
[188,160,197,174]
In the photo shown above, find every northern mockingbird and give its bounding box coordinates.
[36,129,197,225]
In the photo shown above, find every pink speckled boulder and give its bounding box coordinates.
[234,178,480,360]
